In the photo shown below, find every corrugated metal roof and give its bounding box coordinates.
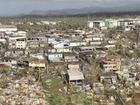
[67,70,84,81]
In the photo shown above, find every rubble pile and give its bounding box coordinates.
[0,75,47,105]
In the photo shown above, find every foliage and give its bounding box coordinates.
[0,68,11,75]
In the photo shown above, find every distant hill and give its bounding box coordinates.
[30,3,140,16]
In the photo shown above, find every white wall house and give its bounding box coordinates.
[48,48,72,53]
[41,21,58,25]
[53,42,69,49]
[0,25,17,33]
[9,36,26,49]
[14,31,27,36]
[69,41,87,47]
[88,21,94,28]
[16,39,26,49]
[119,19,135,31]
[88,21,106,29]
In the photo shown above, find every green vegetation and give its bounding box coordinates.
[0,68,11,75]
[38,74,99,105]
[40,75,65,105]
[86,58,102,83]
[16,18,87,34]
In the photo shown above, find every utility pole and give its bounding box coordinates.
[135,25,139,49]
[87,14,90,21]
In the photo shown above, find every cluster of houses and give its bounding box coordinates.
[88,18,140,31]
[27,20,61,26]
[0,19,139,105]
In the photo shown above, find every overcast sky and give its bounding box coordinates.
[0,0,139,16]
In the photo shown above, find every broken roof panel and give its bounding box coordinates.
[67,70,84,81]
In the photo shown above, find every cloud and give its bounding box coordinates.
[0,0,140,16]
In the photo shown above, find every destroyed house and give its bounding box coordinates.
[67,69,84,85]
[101,58,121,72]
[47,53,63,63]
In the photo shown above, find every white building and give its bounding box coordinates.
[48,48,72,53]
[88,21,106,29]
[0,25,17,33]
[16,39,26,49]
[9,36,27,49]
[41,21,58,25]
[14,31,27,36]
[53,42,69,49]
[69,41,87,47]
[119,19,135,31]
[30,53,45,60]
